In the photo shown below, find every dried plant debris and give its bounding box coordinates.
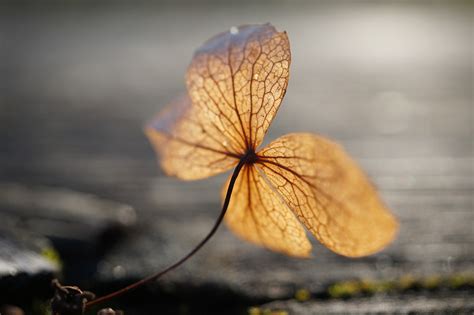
[146,23,398,258]
[51,279,95,315]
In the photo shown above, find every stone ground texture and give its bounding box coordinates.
[0,1,472,314]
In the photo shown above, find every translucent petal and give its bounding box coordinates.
[222,164,312,258]
[258,133,398,257]
[186,24,290,151]
[145,95,239,180]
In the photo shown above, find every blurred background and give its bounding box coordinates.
[1,1,472,314]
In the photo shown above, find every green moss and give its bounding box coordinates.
[328,280,361,298]
[294,288,311,302]
[447,273,474,289]
[358,279,377,294]
[375,280,396,293]
[398,274,417,290]
[248,306,261,315]
[421,275,441,290]
[248,306,288,315]
[41,246,63,269]
[327,273,474,299]
[328,278,401,298]
[251,273,474,312]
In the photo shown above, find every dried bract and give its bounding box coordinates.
[146,23,398,258]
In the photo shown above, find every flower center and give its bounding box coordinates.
[243,149,259,165]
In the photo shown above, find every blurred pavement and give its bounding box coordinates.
[0,1,472,313]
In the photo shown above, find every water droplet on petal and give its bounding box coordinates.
[254,74,259,80]
[230,26,239,35]
[223,140,228,147]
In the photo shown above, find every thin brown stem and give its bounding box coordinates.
[85,158,247,309]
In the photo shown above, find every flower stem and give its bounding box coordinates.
[86,158,246,309]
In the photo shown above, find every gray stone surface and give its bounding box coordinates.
[260,291,474,314]
[0,224,59,303]
[0,0,472,311]
[0,229,58,278]
[0,182,137,287]
[0,182,136,245]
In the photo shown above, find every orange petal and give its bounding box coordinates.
[258,133,398,257]
[222,164,312,258]
[145,95,239,180]
[186,24,291,151]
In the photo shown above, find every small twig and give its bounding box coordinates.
[85,157,247,309]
